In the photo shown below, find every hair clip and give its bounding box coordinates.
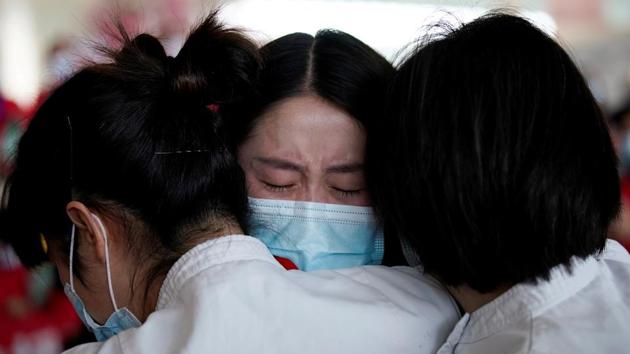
[154,149,209,155]
[207,104,219,113]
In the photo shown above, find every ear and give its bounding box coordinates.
[66,201,106,265]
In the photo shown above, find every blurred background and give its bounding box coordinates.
[0,0,629,353]
[1,0,630,111]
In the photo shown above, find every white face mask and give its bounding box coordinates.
[63,214,141,341]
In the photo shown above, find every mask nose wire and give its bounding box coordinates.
[91,214,120,311]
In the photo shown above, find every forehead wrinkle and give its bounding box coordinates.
[248,95,366,177]
[252,157,305,173]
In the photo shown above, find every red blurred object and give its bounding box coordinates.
[206,103,219,113]
[0,267,83,353]
[0,97,23,133]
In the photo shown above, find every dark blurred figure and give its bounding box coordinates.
[609,100,630,251]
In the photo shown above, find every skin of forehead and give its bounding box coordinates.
[244,95,366,174]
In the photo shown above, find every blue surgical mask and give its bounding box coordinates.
[64,214,141,341]
[248,198,384,271]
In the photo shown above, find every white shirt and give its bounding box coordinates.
[437,239,630,354]
[65,235,459,354]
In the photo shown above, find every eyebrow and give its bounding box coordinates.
[253,157,305,172]
[252,157,364,174]
[326,163,364,174]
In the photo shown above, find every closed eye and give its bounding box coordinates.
[330,186,364,199]
[263,181,295,192]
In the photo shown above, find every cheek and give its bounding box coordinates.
[357,194,372,206]
[327,189,372,206]
[244,173,269,198]
[238,152,259,193]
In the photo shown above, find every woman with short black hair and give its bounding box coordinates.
[372,13,630,353]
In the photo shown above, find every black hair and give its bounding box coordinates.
[0,13,259,285]
[228,30,407,265]
[230,30,394,145]
[370,13,621,292]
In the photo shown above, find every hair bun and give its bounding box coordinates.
[132,33,167,60]
[169,13,260,108]
[111,32,168,69]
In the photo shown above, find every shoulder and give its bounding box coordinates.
[76,262,460,354]
[289,265,461,346]
[329,265,458,304]
[62,337,120,354]
[601,239,630,267]
[284,265,460,319]
[528,242,630,353]
[597,239,630,303]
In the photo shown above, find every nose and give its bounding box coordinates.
[302,183,333,204]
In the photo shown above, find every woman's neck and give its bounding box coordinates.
[140,274,167,320]
[447,284,512,314]
[137,222,245,320]
[215,223,244,237]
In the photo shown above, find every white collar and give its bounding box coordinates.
[156,235,281,309]
[457,250,601,344]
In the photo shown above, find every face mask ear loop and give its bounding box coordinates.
[69,224,76,290]
[92,214,119,311]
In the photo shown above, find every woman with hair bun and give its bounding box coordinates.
[0,13,458,354]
